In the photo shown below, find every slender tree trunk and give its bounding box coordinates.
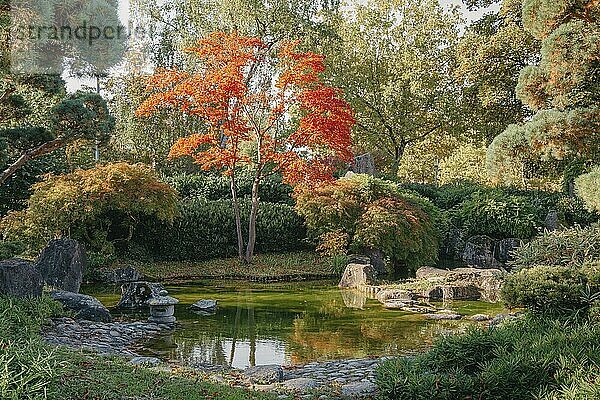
[244,170,261,263]
[94,75,101,162]
[230,172,245,261]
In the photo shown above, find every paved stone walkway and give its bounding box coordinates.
[43,317,385,398]
[43,317,170,356]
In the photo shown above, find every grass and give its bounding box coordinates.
[114,251,343,282]
[0,295,276,400]
[376,315,600,400]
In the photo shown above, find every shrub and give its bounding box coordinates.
[135,198,306,261]
[398,181,483,210]
[458,190,542,239]
[167,171,293,204]
[1,163,179,255]
[295,174,442,274]
[0,240,26,260]
[511,224,600,269]
[576,167,600,213]
[376,317,600,400]
[353,197,439,270]
[501,266,589,314]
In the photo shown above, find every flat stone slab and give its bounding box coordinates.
[281,377,320,391]
[130,356,162,366]
[423,313,462,320]
[244,364,284,384]
[470,314,491,321]
[50,291,112,322]
[341,381,377,397]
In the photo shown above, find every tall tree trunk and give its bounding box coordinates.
[244,170,261,263]
[230,172,245,261]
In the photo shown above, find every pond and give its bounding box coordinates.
[84,280,505,369]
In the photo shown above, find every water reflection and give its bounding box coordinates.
[85,280,504,369]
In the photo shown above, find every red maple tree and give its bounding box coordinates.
[136,32,355,262]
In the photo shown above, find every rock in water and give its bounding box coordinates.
[50,291,111,322]
[339,260,377,289]
[190,299,218,315]
[116,281,165,309]
[0,259,43,298]
[243,365,284,384]
[36,238,86,293]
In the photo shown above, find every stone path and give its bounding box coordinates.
[43,317,387,398]
[43,317,170,356]
[281,358,381,397]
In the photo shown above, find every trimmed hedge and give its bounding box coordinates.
[132,198,307,261]
[167,172,293,205]
[501,266,591,314]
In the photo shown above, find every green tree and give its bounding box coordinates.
[455,0,540,143]
[486,0,600,186]
[130,0,340,69]
[0,91,114,185]
[1,162,178,254]
[326,0,461,175]
[106,73,203,172]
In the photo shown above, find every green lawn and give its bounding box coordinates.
[0,295,276,400]
[117,251,343,282]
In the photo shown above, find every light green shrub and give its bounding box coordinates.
[511,224,600,269]
[576,167,600,213]
[1,163,178,255]
[501,266,589,313]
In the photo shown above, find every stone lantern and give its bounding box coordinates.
[148,289,178,324]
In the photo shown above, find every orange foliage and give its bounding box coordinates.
[136,32,355,187]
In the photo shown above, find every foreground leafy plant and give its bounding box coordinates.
[377,317,600,400]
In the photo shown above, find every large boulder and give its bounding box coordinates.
[462,235,501,268]
[50,291,111,322]
[494,238,522,264]
[36,238,86,293]
[339,260,378,289]
[0,259,43,298]
[352,153,376,175]
[440,228,467,260]
[116,281,165,309]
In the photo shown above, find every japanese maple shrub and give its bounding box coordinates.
[295,174,443,274]
[136,32,355,263]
